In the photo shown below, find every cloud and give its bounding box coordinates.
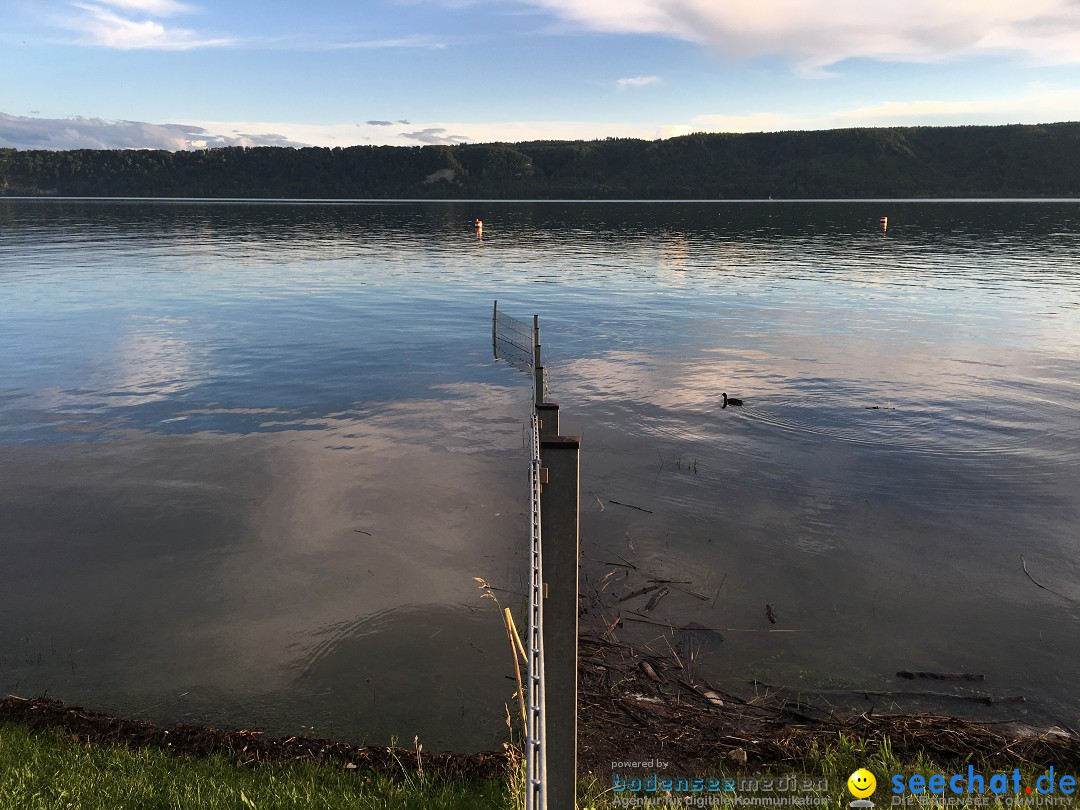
[517,0,1080,70]
[829,91,1080,126]
[37,3,442,52]
[0,112,310,150]
[662,86,1080,135]
[398,119,411,124]
[66,1,232,49]
[831,99,1001,124]
[95,0,191,14]
[321,35,446,50]
[616,75,661,90]
[366,120,395,126]
[661,112,811,136]
[399,127,471,144]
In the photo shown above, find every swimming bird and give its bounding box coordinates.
[722,393,743,408]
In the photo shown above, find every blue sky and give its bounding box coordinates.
[3,0,1080,149]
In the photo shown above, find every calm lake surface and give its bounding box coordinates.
[1,199,1079,749]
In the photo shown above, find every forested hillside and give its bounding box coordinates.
[3,122,1080,198]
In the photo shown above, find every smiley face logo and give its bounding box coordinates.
[847,769,877,799]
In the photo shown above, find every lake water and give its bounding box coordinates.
[1,199,1079,749]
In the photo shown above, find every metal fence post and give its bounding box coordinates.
[539,435,581,810]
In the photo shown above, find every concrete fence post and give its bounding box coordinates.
[534,315,545,406]
[533,315,541,367]
[536,403,560,442]
[539,435,581,810]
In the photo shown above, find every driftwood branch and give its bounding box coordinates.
[1020,556,1080,607]
[752,681,1024,706]
[897,671,985,682]
[608,500,654,514]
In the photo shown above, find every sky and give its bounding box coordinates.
[2,0,1080,150]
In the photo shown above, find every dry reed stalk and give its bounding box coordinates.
[503,608,528,667]
[502,607,528,733]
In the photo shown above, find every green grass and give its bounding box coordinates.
[3,722,1077,810]
[0,723,511,810]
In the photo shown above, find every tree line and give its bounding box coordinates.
[3,122,1080,199]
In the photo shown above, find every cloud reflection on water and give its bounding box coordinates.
[0,379,527,749]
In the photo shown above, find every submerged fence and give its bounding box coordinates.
[493,302,580,810]
[493,302,549,400]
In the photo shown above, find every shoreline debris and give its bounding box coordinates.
[643,587,669,613]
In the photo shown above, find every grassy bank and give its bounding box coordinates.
[4,720,1078,810]
[0,722,510,810]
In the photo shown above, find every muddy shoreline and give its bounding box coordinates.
[6,572,1080,781]
[5,574,1080,782]
[5,565,1079,781]
[5,675,1080,785]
